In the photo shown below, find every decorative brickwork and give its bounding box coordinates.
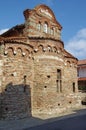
[0,4,81,120]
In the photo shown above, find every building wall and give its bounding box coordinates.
[0,42,34,119]
[23,4,62,40]
[78,65,86,91]
[78,62,86,100]
[0,4,81,120]
[78,67,86,77]
[30,39,79,115]
[32,53,79,115]
[0,39,80,119]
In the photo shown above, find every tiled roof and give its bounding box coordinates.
[78,59,86,65]
[1,24,25,37]
[78,77,86,81]
[0,36,4,40]
[64,50,77,60]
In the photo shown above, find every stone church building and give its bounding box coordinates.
[0,4,81,119]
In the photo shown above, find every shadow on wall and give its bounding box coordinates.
[0,82,31,120]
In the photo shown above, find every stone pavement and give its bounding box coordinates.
[0,107,86,130]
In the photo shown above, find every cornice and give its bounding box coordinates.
[28,36,64,47]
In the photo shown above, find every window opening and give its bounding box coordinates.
[51,28,54,35]
[56,80,59,92]
[44,22,48,33]
[57,69,62,92]
[60,80,62,92]
[37,22,41,31]
[57,69,61,79]
[73,82,75,92]
[24,75,27,92]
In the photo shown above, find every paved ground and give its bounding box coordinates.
[24,113,86,130]
[0,107,86,130]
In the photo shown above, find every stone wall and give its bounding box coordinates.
[0,42,33,119]
[29,39,80,115]
[24,5,62,40]
[0,4,82,120]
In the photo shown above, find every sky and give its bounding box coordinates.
[0,0,86,60]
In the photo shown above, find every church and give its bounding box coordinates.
[0,4,81,119]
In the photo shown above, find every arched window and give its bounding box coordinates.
[51,27,54,35]
[44,22,48,33]
[37,22,41,31]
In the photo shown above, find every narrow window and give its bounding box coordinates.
[60,80,62,92]
[44,22,48,33]
[56,80,59,92]
[37,22,41,31]
[51,28,54,35]
[24,75,26,84]
[24,75,27,92]
[57,69,61,79]
[57,69,62,92]
[73,82,75,92]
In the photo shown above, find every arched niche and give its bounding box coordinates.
[8,47,14,57]
[17,47,23,57]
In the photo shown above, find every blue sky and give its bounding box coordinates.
[0,0,86,60]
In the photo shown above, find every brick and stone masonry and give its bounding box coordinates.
[0,4,82,120]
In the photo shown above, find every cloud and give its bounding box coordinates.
[65,28,86,60]
[0,29,9,35]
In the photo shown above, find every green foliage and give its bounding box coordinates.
[78,85,86,90]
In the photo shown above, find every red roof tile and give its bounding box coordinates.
[78,59,86,65]
[78,77,86,81]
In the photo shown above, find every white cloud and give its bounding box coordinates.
[0,29,9,35]
[65,28,86,60]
